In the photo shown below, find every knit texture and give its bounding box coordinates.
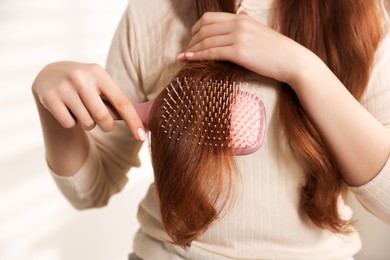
[49,0,390,258]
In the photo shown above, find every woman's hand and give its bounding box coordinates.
[178,12,315,85]
[32,61,146,140]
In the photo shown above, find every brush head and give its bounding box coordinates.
[230,88,266,155]
[160,77,266,156]
[102,77,266,155]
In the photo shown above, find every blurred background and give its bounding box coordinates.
[0,0,389,259]
[0,1,154,260]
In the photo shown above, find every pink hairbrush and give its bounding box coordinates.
[102,78,266,156]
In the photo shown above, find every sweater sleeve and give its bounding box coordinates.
[50,3,146,209]
[350,158,390,224]
[349,32,390,225]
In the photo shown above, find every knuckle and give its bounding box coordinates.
[62,119,76,129]
[67,68,85,86]
[197,27,207,39]
[94,108,111,122]
[202,12,212,22]
[87,63,103,74]
[233,28,249,46]
[207,48,217,59]
[68,63,102,86]
[83,121,96,131]
[57,81,72,96]
[41,89,57,107]
[234,33,247,47]
[236,18,252,32]
[234,45,246,61]
[199,38,209,50]
[115,95,131,110]
[98,120,114,133]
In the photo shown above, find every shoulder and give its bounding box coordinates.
[366,31,390,89]
[361,31,390,124]
[125,0,195,29]
[374,31,390,68]
[115,0,197,98]
[121,0,196,58]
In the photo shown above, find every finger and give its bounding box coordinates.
[49,101,78,129]
[192,12,237,36]
[78,92,114,132]
[187,34,233,53]
[187,22,233,49]
[63,93,96,131]
[181,46,234,62]
[67,65,114,132]
[101,96,121,120]
[73,78,113,132]
[40,91,78,128]
[94,70,146,141]
[110,93,146,141]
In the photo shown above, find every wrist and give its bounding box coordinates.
[285,50,327,93]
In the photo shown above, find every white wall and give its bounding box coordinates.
[0,1,153,260]
[0,1,389,260]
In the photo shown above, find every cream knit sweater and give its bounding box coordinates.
[50,0,390,259]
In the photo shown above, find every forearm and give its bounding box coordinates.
[33,92,89,177]
[289,54,390,186]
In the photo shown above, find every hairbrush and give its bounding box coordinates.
[102,78,266,156]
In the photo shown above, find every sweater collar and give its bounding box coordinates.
[237,0,274,25]
[238,0,274,12]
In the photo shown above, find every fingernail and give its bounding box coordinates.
[185,52,194,58]
[137,128,146,141]
[177,53,185,60]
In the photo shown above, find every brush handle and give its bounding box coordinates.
[101,96,154,127]
[102,94,266,156]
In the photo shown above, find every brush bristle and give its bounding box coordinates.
[160,77,265,155]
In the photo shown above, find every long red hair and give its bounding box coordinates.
[273,0,384,232]
[148,0,385,247]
